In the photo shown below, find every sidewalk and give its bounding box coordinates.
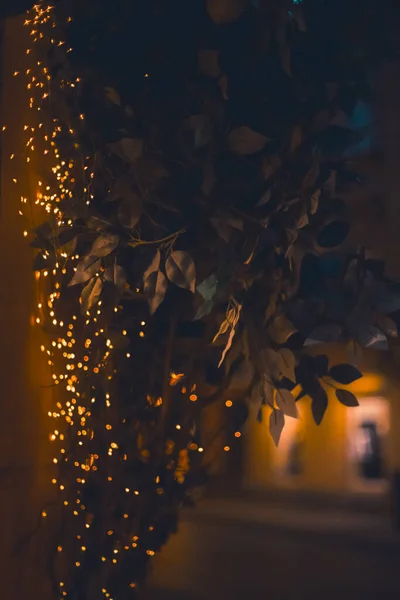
[183,496,400,548]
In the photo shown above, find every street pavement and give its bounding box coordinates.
[143,499,400,600]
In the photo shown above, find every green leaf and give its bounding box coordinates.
[336,389,359,407]
[117,194,142,229]
[310,189,320,215]
[269,408,285,447]
[32,220,54,239]
[80,276,103,313]
[261,348,283,381]
[268,315,297,344]
[256,188,271,207]
[87,216,112,230]
[228,126,268,155]
[296,210,309,229]
[143,250,161,281]
[68,255,101,287]
[165,251,196,293]
[262,377,274,405]
[225,213,243,232]
[376,314,398,338]
[59,236,78,257]
[209,215,235,243]
[276,388,298,418]
[144,270,168,314]
[328,364,362,385]
[356,326,388,350]
[197,274,218,302]
[110,138,143,163]
[105,264,127,296]
[57,226,81,247]
[196,274,218,319]
[305,324,342,346]
[90,233,119,258]
[311,384,328,425]
[249,381,263,406]
[279,349,296,382]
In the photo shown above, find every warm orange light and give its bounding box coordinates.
[234,431,241,438]
[189,394,198,402]
[224,445,230,452]
[170,372,184,386]
[349,373,384,395]
[225,400,233,407]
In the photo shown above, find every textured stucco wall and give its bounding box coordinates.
[0,15,53,599]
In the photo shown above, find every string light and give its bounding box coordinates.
[9,4,230,598]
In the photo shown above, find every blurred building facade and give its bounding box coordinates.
[243,49,400,511]
[244,351,400,508]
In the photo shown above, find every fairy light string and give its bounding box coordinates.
[4,3,241,598]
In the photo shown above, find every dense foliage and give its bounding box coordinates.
[13,0,400,598]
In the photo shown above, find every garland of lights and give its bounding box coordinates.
[11,4,228,598]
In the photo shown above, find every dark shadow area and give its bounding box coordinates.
[143,513,400,600]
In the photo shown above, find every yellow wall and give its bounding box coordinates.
[244,369,394,495]
[0,15,53,599]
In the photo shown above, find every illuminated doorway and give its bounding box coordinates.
[346,396,390,493]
